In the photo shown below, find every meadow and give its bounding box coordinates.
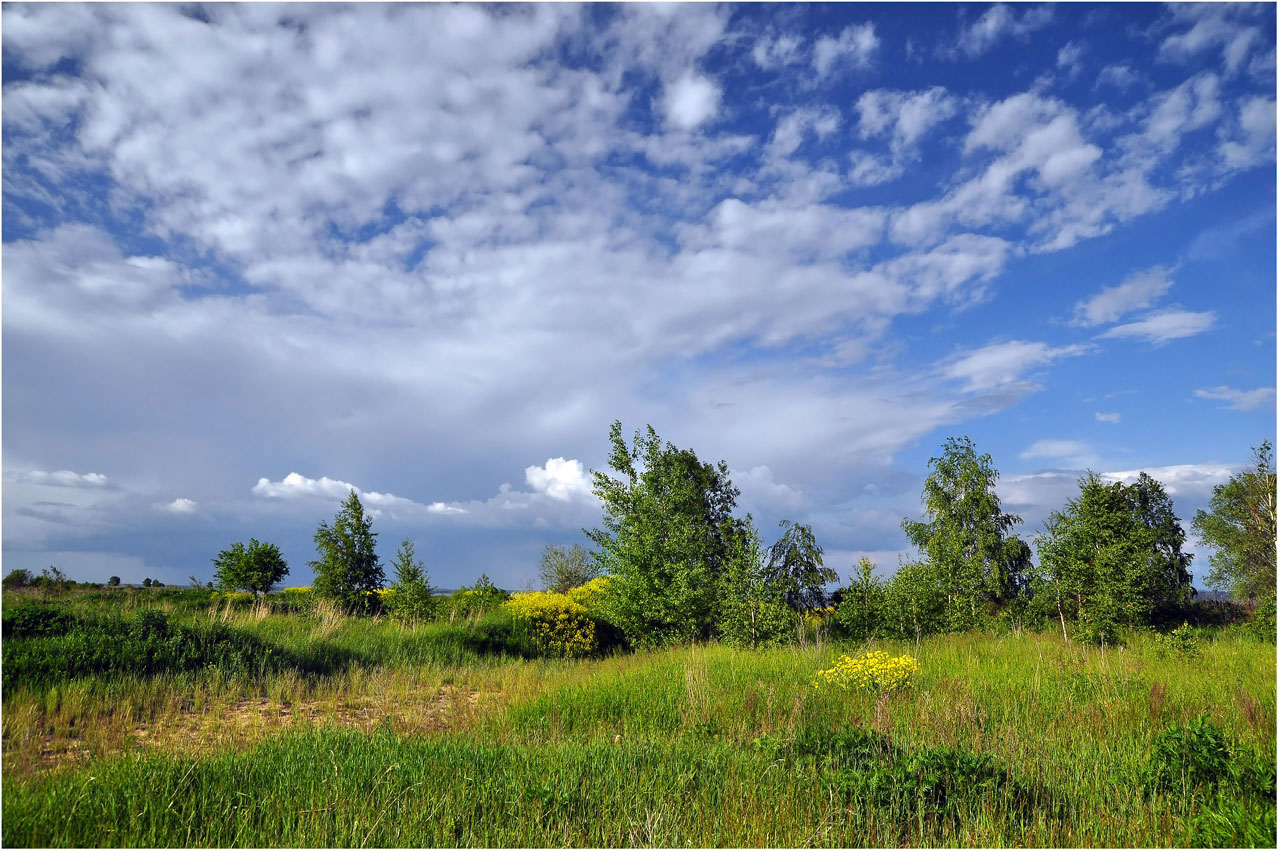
[2,586,1274,848]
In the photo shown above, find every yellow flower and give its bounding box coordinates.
[814,651,920,693]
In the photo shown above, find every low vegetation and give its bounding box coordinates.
[2,427,1273,847]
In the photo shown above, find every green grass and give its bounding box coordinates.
[2,591,1274,847]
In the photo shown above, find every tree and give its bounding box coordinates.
[539,543,598,593]
[143,578,153,588]
[764,520,837,612]
[718,519,795,649]
[311,490,384,613]
[587,421,742,648]
[834,557,886,642]
[213,538,289,595]
[3,569,33,588]
[384,538,436,625]
[108,575,121,587]
[1192,441,1277,606]
[1037,472,1193,643]
[901,436,1028,629]
[881,560,949,642]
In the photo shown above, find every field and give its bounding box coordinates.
[2,588,1275,847]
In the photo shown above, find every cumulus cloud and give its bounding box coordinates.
[813,23,878,76]
[159,497,198,514]
[1019,439,1100,469]
[752,32,803,70]
[954,4,1053,58]
[524,457,593,502]
[662,72,721,131]
[1098,309,1216,345]
[941,340,1090,393]
[1071,266,1175,326]
[1193,385,1276,412]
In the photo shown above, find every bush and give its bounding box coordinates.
[213,538,289,595]
[814,651,921,694]
[1146,715,1234,795]
[2,604,79,639]
[446,574,509,620]
[1152,622,1202,658]
[506,591,597,658]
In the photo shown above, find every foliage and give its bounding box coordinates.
[383,539,437,625]
[881,560,949,641]
[833,557,887,641]
[505,591,598,658]
[717,520,795,649]
[212,538,289,595]
[1193,441,1277,606]
[107,575,121,587]
[564,576,611,610]
[1153,622,1202,658]
[310,490,384,613]
[4,568,34,588]
[538,543,598,593]
[1038,472,1194,642]
[902,436,1030,630]
[1146,715,1235,795]
[588,421,741,648]
[446,573,510,620]
[764,520,837,612]
[814,650,920,693]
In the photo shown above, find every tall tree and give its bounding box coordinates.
[1192,441,1277,606]
[1037,472,1193,642]
[213,538,289,595]
[901,436,1028,628]
[764,520,837,612]
[587,421,741,648]
[718,519,795,649]
[311,490,384,613]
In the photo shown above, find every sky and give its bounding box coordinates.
[3,2,1274,591]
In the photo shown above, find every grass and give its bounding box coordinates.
[2,589,1274,847]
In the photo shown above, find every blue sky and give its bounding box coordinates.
[3,3,1274,590]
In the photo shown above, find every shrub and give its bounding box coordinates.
[814,651,921,694]
[2,604,78,639]
[505,591,597,658]
[447,574,509,620]
[213,538,289,595]
[1152,622,1202,658]
[1146,715,1234,795]
[538,543,598,593]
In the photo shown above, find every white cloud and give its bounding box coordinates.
[253,472,360,501]
[524,457,593,502]
[662,72,721,131]
[1098,309,1216,345]
[1019,439,1100,469]
[1193,385,1276,412]
[955,4,1053,58]
[20,469,110,488]
[1056,41,1084,76]
[733,465,806,514]
[1096,64,1142,92]
[158,497,198,514]
[752,32,803,70]
[813,23,878,77]
[941,340,1090,393]
[1071,266,1175,326]
[857,87,959,154]
[1218,96,1276,170]
[1095,412,1122,424]
[1160,5,1265,76]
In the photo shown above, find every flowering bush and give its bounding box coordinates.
[505,591,597,658]
[815,650,921,693]
[565,576,611,610]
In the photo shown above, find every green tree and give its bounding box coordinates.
[3,569,33,588]
[901,436,1028,629]
[881,560,949,642]
[311,490,384,613]
[764,520,838,612]
[142,578,153,588]
[1037,472,1194,643]
[384,538,436,625]
[1192,441,1277,606]
[213,538,289,595]
[587,421,741,648]
[718,519,795,648]
[834,557,886,642]
[107,575,121,587]
[538,543,598,593]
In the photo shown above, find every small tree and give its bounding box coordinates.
[1038,472,1193,643]
[834,557,886,642]
[881,560,949,642]
[213,538,289,595]
[902,436,1029,629]
[108,575,121,587]
[764,520,837,613]
[1192,441,1277,607]
[3,568,33,588]
[385,538,436,625]
[539,543,598,593]
[718,519,794,649]
[311,490,384,613]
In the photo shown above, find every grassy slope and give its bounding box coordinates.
[2,592,1275,847]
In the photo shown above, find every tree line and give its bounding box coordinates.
[71,423,1270,649]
